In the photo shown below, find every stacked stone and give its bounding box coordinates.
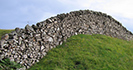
[0,10,133,69]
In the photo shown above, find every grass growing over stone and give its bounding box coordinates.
[28,34,133,70]
[0,29,23,70]
[0,29,14,40]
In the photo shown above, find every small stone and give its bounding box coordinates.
[15,27,20,33]
[35,59,39,62]
[12,51,16,54]
[46,18,52,23]
[14,55,18,58]
[58,38,62,42]
[13,39,18,44]
[7,39,13,44]
[32,60,35,64]
[21,33,25,39]
[75,32,78,35]
[60,41,63,45]
[36,23,43,28]
[26,66,30,69]
[48,37,53,42]
[30,33,33,37]
[29,43,33,47]
[0,40,5,48]
[0,54,5,60]
[4,49,7,52]
[4,52,8,56]
[23,55,27,59]
[41,45,45,50]
[20,47,24,51]
[13,35,18,39]
[54,21,57,23]
[43,31,46,35]
[18,37,22,45]
[16,60,20,63]
[30,55,33,58]
[25,24,34,32]
[16,66,26,70]
[1,34,9,40]
[21,43,25,49]
[57,28,60,31]
[42,51,47,56]
[11,31,17,35]
[9,57,14,62]
[78,29,82,33]
[55,41,59,46]
[35,34,40,37]
[19,61,23,64]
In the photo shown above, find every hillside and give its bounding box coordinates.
[28,34,133,70]
[0,30,133,70]
[0,10,133,70]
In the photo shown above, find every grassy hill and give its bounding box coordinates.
[0,29,133,70]
[28,34,133,70]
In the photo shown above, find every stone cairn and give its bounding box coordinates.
[0,10,133,70]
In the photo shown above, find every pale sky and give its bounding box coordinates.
[0,0,133,32]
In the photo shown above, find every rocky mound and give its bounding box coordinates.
[0,10,133,69]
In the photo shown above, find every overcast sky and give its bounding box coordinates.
[0,0,133,32]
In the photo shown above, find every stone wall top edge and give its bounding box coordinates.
[38,9,117,23]
[36,9,133,35]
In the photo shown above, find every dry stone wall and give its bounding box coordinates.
[0,10,133,69]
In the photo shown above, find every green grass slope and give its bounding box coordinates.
[0,30,133,70]
[28,34,133,70]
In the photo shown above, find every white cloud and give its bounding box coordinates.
[39,12,56,22]
[1,0,133,32]
[102,0,133,18]
[57,0,133,19]
[57,0,133,32]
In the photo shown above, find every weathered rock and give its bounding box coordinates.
[46,18,52,23]
[0,40,5,48]
[15,28,21,33]
[25,24,34,32]
[40,45,45,51]
[18,37,22,45]
[1,34,9,40]
[23,55,27,59]
[9,56,14,62]
[13,54,18,58]
[21,33,25,39]
[48,37,53,42]
[0,54,5,60]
